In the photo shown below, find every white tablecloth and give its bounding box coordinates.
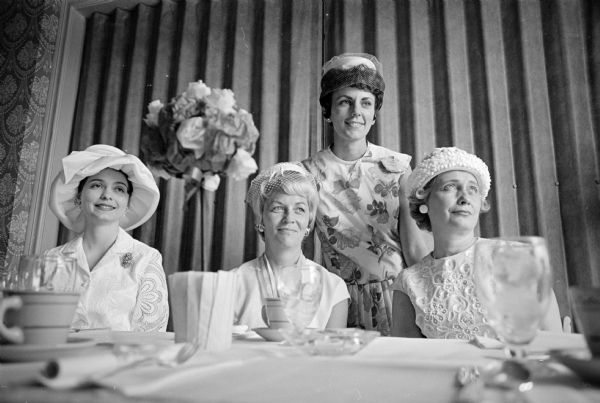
[1,330,599,403]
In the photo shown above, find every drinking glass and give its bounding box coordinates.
[3,254,79,293]
[277,264,323,331]
[473,236,553,359]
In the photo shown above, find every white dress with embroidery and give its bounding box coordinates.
[45,228,169,331]
[392,239,496,339]
[232,254,349,330]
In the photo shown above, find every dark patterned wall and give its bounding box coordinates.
[0,0,60,273]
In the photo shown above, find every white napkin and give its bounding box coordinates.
[169,271,237,351]
[38,343,187,390]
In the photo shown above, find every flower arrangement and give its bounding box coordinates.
[142,80,260,198]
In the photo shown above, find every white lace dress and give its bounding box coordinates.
[392,239,496,339]
[45,228,169,331]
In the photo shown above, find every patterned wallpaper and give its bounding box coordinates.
[0,0,60,274]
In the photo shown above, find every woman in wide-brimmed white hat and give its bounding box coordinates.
[46,144,168,331]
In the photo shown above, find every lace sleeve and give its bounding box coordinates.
[131,250,169,332]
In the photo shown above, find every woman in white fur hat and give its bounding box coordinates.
[46,144,168,331]
[391,147,561,338]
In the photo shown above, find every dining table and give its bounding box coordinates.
[0,329,598,403]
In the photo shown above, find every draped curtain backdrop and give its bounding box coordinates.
[57,0,600,318]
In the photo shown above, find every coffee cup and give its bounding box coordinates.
[0,291,80,345]
[261,297,290,329]
[570,287,600,357]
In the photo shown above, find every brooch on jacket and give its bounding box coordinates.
[120,253,133,268]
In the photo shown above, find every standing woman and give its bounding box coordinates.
[46,144,168,331]
[303,53,429,335]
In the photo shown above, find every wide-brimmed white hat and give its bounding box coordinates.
[49,144,160,233]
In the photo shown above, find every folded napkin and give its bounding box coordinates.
[169,271,237,351]
[38,343,187,390]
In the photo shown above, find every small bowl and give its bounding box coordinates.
[280,328,380,356]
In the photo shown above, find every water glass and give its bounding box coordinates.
[277,264,323,331]
[474,236,553,359]
[3,254,78,293]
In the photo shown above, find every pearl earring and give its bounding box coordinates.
[419,204,429,214]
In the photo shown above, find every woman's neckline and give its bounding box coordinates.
[431,237,479,259]
[328,141,370,163]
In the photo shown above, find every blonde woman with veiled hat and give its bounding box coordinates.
[303,53,429,335]
[233,162,349,330]
[45,144,168,331]
[391,147,561,338]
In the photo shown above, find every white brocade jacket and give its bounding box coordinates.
[46,228,169,331]
[392,239,496,340]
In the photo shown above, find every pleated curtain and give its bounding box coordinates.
[60,0,600,318]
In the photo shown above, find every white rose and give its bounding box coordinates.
[176,117,206,158]
[206,88,237,115]
[226,148,258,180]
[184,80,211,100]
[144,99,164,127]
[202,173,221,191]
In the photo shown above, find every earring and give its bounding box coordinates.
[419,204,428,214]
[255,224,264,232]
[73,198,81,207]
[304,228,311,238]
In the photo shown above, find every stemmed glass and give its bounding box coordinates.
[473,236,553,360]
[277,264,323,334]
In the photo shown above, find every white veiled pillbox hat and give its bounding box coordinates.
[49,144,160,233]
[407,147,491,199]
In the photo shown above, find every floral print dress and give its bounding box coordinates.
[303,143,412,335]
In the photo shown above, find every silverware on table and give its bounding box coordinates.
[92,340,199,381]
[455,361,533,403]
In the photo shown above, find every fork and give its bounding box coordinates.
[92,341,199,380]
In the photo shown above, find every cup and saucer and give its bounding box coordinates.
[0,290,99,363]
[252,298,289,342]
[549,287,600,385]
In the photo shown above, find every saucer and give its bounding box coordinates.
[252,327,285,342]
[550,348,600,385]
[0,337,98,363]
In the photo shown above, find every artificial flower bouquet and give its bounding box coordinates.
[142,80,259,197]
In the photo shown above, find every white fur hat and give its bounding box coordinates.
[49,144,160,233]
[407,147,491,199]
